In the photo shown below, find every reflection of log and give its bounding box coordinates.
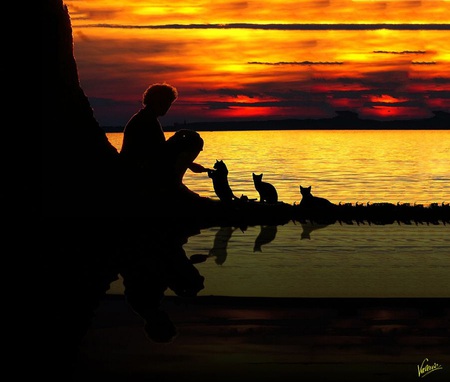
[168,199,450,228]
[292,203,450,226]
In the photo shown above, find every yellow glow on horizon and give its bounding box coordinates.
[65,0,450,26]
[135,7,174,16]
[135,6,201,16]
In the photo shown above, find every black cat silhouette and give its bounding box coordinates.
[299,186,335,208]
[208,160,237,202]
[253,173,278,203]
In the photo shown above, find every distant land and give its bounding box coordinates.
[103,110,449,132]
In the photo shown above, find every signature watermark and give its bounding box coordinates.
[417,358,443,378]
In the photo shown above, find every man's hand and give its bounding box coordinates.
[189,162,212,173]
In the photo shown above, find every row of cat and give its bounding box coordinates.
[208,159,333,206]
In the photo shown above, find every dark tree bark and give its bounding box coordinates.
[41,0,124,217]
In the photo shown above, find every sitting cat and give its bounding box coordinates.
[299,185,335,208]
[252,173,278,203]
[208,160,237,202]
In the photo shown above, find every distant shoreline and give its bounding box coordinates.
[103,112,449,132]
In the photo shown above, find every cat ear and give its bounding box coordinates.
[300,185,304,190]
[307,186,311,190]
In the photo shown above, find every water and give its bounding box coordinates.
[107,129,450,205]
[106,130,450,298]
[183,222,450,298]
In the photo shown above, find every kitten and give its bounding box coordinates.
[208,160,237,202]
[299,186,335,208]
[252,173,278,203]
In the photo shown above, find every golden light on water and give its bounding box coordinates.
[106,130,450,205]
[105,129,450,299]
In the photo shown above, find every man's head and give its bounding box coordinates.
[143,83,178,116]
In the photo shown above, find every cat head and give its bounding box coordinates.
[252,173,263,181]
[300,185,312,196]
[213,159,227,170]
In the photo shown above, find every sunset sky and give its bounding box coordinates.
[64,0,450,127]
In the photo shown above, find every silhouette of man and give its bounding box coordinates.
[116,84,211,343]
[120,83,209,199]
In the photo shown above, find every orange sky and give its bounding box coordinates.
[64,0,450,126]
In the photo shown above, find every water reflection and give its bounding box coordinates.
[184,220,450,298]
[43,220,207,378]
[207,226,238,265]
[44,216,450,380]
[300,221,331,240]
[253,225,278,252]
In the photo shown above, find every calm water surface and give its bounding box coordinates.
[184,221,450,298]
[106,130,450,298]
[107,130,450,205]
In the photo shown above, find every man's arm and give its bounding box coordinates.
[188,162,210,173]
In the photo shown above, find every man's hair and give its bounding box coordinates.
[142,83,178,105]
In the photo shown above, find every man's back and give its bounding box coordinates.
[120,107,166,169]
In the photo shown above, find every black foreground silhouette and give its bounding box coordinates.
[41,3,450,382]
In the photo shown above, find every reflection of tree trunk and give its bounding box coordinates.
[41,0,124,217]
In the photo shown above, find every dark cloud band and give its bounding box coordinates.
[82,23,450,31]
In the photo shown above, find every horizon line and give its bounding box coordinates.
[101,113,450,131]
